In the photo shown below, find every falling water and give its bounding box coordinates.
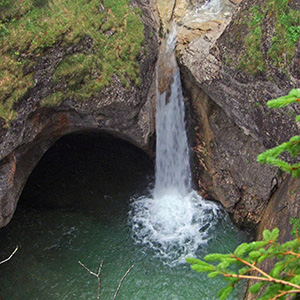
[186,0,233,24]
[130,26,222,265]
[154,27,191,199]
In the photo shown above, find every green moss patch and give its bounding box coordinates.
[227,0,300,76]
[0,0,145,125]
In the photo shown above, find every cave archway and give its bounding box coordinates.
[17,131,154,216]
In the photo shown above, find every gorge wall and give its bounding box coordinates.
[0,0,159,227]
[175,0,300,231]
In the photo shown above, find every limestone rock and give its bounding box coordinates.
[174,0,190,20]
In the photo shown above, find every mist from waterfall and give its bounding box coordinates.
[184,0,234,24]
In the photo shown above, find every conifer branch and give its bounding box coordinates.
[187,228,300,299]
[223,273,300,290]
[283,250,300,258]
[232,255,272,279]
[270,290,300,300]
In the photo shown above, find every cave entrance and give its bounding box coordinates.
[18,131,154,216]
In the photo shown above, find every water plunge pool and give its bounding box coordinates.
[0,132,248,300]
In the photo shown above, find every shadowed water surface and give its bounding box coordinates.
[0,133,248,300]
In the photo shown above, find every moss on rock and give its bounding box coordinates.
[223,0,300,76]
[0,0,145,124]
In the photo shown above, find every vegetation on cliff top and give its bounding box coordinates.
[226,0,300,76]
[0,0,145,125]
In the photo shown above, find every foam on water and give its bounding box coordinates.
[130,191,221,265]
[183,0,234,25]
[130,21,222,265]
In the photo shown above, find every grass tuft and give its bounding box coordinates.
[233,0,300,75]
[0,0,145,124]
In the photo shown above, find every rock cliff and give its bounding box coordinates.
[175,0,300,228]
[0,0,159,227]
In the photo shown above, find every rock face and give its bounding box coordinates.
[0,0,159,227]
[244,175,300,299]
[177,0,300,227]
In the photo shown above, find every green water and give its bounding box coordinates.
[0,133,248,300]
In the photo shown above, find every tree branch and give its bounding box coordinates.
[232,255,272,279]
[224,273,300,290]
[78,260,98,277]
[113,265,134,300]
[0,246,18,265]
[270,289,300,300]
[78,260,104,300]
[284,251,300,258]
[96,260,104,300]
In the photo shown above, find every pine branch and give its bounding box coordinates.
[270,290,300,300]
[267,89,300,108]
[282,251,300,258]
[232,255,272,279]
[223,273,300,290]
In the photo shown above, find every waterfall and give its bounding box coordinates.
[154,27,191,199]
[129,26,221,266]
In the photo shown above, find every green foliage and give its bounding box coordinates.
[237,0,300,74]
[0,0,145,124]
[186,228,300,300]
[40,92,65,108]
[291,217,300,237]
[257,89,300,177]
[239,5,266,74]
[267,89,300,109]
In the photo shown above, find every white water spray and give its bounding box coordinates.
[183,0,234,25]
[130,23,222,266]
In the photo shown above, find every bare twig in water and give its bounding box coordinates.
[113,265,134,300]
[78,260,104,300]
[0,246,18,265]
[79,260,134,300]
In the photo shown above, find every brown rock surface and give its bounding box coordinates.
[178,0,300,227]
[0,0,159,227]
